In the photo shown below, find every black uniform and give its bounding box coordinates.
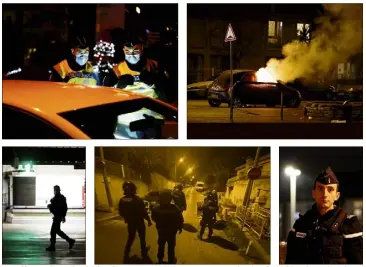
[151,203,184,263]
[171,189,187,212]
[119,195,151,259]
[48,194,73,247]
[285,204,363,264]
[199,198,219,239]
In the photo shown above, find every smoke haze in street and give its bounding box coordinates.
[267,4,362,83]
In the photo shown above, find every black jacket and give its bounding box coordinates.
[49,194,68,219]
[119,195,151,224]
[285,204,363,264]
[172,190,187,211]
[151,203,184,234]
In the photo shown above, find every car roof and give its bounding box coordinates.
[221,69,255,75]
[3,80,148,114]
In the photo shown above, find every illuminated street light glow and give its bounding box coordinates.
[285,166,301,177]
[285,166,301,227]
[25,164,31,172]
[136,6,141,14]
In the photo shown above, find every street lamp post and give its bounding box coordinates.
[285,166,301,227]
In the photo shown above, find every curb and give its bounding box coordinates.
[95,213,120,223]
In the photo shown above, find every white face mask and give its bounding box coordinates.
[75,54,88,66]
[125,54,140,65]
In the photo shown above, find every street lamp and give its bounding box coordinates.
[136,6,141,14]
[285,166,301,227]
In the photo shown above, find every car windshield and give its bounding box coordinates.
[215,71,249,88]
[59,98,177,139]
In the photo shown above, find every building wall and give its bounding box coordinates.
[3,164,85,209]
[95,171,174,211]
[96,4,125,41]
[187,16,313,83]
[225,155,271,209]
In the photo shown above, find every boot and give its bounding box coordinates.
[46,245,55,252]
[68,238,76,249]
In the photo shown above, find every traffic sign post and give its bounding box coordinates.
[225,23,236,122]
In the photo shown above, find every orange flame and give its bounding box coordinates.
[255,68,277,83]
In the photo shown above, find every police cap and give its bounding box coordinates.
[70,36,89,49]
[315,166,339,185]
[123,30,146,47]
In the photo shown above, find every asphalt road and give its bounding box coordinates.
[95,187,256,264]
[2,216,86,264]
[188,100,305,123]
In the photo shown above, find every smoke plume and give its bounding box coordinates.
[266,4,363,83]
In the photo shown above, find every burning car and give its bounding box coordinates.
[207,68,302,107]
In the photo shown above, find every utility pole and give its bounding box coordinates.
[242,147,262,225]
[100,147,114,212]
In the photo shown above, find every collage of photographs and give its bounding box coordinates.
[0,1,364,266]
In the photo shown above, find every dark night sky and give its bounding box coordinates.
[188,4,322,20]
[280,147,363,202]
[97,147,270,176]
[2,147,86,164]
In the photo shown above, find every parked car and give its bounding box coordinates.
[3,80,178,139]
[143,190,161,212]
[232,81,302,107]
[207,69,256,107]
[207,69,301,107]
[187,74,220,99]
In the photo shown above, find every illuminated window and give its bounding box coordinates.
[268,21,283,45]
[297,23,310,39]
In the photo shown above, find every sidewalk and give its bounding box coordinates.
[95,210,120,223]
[223,219,270,264]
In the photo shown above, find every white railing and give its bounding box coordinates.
[235,204,270,239]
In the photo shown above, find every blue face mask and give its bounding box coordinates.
[75,54,88,66]
[125,54,140,65]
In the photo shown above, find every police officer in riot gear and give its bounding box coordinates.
[199,192,219,240]
[46,185,75,252]
[172,184,187,213]
[50,36,100,85]
[285,167,363,264]
[151,189,184,264]
[112,30,168,101]
[211,189,219,206]
[119,181,152,263]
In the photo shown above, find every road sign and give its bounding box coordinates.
[247,167,262,180]
[225,23,236,42]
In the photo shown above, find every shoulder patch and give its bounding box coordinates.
[296,232,307,238]
[122,197,133,202]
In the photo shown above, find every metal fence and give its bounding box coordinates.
[235,204,270,240]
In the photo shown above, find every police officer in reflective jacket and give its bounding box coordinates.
[112,30,168,101]
[50,36,100,85]
[151,189,184,264]
[119,181,152,263]
[46,185,75,252]
[285,167,363,264]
